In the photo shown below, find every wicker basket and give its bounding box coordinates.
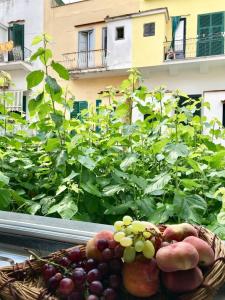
[0,226,224,300]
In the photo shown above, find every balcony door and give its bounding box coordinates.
[197,12,224,57]
[174,18,186,59]
[78,30,94,69]
[8,24,24,61]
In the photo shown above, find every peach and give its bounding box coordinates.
[162,267,203,293]
[123,257,160,297]
[183,236,215,267]
[86,230,114,261]
[156,242,199,272]
[163,223,198,242]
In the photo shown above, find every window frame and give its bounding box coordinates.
[115,26,125,40]
[143,22,156,37]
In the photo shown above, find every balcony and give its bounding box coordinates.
[164,33,225,62]
[0,46,32,72]
[62,49,107,74]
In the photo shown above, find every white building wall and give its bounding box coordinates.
[0,0,44,52]
[107,18,132,70]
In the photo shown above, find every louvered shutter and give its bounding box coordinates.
[70,101,88,120]
[197,12,224,57]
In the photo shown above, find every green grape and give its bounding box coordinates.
[134,240,144,252]
[114,221,124,231]
[143,231,151,239]
[114,231,125,242]
[132,221,145,233]
[120,237,133,247]
[143,240,155,259]
[123,215,133,226]
[123,246,136,263]
[125,225,133,235]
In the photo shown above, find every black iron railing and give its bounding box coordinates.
[164,33,225,61]
[61,49,107,71]
[0,46,31,63]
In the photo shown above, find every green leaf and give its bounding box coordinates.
[181,179,201,189]
[103,185,125,197]
[28,92,44,116]
[51,113,63,128]
[45,76,61,94]
[63,171,79,183]
[173,192,207,223]
[56,185,67,196]
[152,138,169,154]
[81,181,102,197]
[48,193,78,219]
[51,61,69,80]
[45,138,60,152]
[26,203,41,215]
[145,173,171,195]
[105,201,134,215]
[166,143,189,164]
[150,203,173,224]
[30,47,45,61]
[40,49,52,65]
[78,155,96,170]
[0,188,11,209]
[217,212,225,225]
[137,197,156,217]
[32,35,43,46]
[120,154,138,171]
[26,70,44,89]
[0,171,9,185]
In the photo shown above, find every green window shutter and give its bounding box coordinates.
[197,12,224,57]
[96,99,102,132]
[71,101,88,119]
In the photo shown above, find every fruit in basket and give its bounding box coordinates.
[59,277,75,296]
[161,267,203,293]
[163,223,198,242]
[123,257,159,297]
[42,264,57,280]
[156,242,199,272]
[86,230,114,261]
[183,236,215,267]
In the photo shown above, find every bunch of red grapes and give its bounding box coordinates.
[42,240,124,300]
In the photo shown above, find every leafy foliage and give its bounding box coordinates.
[0,34,225,239]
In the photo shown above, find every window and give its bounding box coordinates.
[197,12,224,57]
[116,27,124,40]
[8,23,24,61]
[144,23,155,37]
[70,100,88,120]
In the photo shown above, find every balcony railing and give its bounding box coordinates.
[164,33,225,61]
[0,46,31,63]
[62,49,107,71]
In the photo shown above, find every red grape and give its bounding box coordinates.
[114,245,124,258]
[102,248,114,261]
[86,258,97,271]
[89,281,103,296]
[68,247,82,262]
[72,268,86,285]
[47,276,60,292]
[108,239,118,249]
[87,268,102,283]
[109,274,120,290]
[96,239,109,252]
[103,288,117,300]
[59,277,75,296]
[97,262,109,277]
[42,264,57,280]
[59,256,71,267]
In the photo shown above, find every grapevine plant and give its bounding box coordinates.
[0,34,224,239]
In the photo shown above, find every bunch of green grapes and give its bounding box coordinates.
[113,216,156,263]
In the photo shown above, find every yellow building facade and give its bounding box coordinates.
[45,0,225,123]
